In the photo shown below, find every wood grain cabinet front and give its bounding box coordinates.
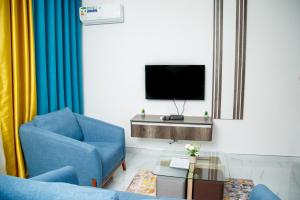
[131,123,212,141]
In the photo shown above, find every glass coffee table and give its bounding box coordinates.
[152,152,229,200]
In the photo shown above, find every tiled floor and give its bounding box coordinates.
[104,148,300,200]
[104,148,161,192]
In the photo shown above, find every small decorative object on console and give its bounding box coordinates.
[204,111,209,119]
[185,144,200,164]
[141,108,145,117]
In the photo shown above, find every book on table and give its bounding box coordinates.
[170,157,189,169]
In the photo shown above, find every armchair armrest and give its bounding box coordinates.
[249,184,280,200]
[30,166,78,185]
[20,124,102,186]
[75,114,125,145]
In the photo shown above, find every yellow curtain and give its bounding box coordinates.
[0,0,36,177]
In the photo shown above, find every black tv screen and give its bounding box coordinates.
[145,65,205,100]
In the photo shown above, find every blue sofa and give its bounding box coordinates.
[0,166,280,200]
[20,108,126,187]
[0,166,179,200]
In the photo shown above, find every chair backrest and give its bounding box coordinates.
[33,108,83,141]
[249,184,280,200]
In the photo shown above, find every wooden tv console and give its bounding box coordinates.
[130,114,213,141]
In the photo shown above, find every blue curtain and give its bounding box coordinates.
[33,0,83,114]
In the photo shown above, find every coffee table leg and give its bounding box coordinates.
[187,163,195,200]
[187,178,193,200]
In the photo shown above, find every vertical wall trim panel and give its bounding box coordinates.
[233,0,247,120]
[212,0,223,119]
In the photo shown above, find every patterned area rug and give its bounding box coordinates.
[224,178,254,200]
[126,170,157,196]
[127,170,254,199]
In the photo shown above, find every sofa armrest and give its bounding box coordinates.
[75,114,125,145]
[0,175,119,200]
[20,124,103,186]
[249,184,280,200]
[30,166,78,185]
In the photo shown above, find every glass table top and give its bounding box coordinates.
[152,152,229,182]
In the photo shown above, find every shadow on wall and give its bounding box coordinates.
[0,127,6,174]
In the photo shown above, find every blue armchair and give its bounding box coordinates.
[20,108,126,187]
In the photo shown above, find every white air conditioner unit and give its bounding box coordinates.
[79,4,124,25]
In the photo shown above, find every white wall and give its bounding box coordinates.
[83,0,300,156]
[220,0,236,119]
[82,0,214,150]
[213,0,300,156]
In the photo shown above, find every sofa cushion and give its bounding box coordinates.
[0,174,118,200]
[87,142,123,179]
[34,108,83,141]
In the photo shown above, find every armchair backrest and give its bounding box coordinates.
[33,108,83,141]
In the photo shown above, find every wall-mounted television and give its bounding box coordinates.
[145,65,205,100]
